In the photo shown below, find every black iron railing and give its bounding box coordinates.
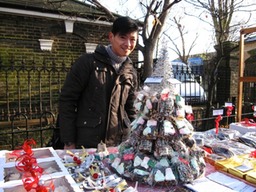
[0,58,70,150]
[0,58,255,150]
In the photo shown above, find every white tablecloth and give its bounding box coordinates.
[229,122,256,134]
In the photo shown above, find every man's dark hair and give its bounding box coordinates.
[111,16,139,35]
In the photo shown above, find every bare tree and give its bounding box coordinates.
[163,16,198,64]
[185,0,256,46]
[86,0,116,21]
[184,0,256,123]
[137,0,182,80]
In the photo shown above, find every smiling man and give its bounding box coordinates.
[58,17,139,149]
[109,17,138,57]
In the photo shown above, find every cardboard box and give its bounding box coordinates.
[214,154,251,173]
[245,171,256,185]
[228,165,254,179]
[215,159,240,172]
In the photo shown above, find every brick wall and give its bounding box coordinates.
[0,14,111,64]
[0,13,139,120]
[0,13,138,64]
[230,57,239,99]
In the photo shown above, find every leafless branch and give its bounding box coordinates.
[87,0,115,21]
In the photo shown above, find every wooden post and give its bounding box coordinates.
[237,27,256,122]
[237,32,244,122]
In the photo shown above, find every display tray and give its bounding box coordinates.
[3,160,62,183]
[0,147,80,192]
[0,175,80,192]
[3,147,59,163]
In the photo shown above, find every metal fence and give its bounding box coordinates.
[0,58,255,150]
[0,58,70,150]
[172,63,206,105]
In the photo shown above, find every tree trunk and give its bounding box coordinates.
[141,42,155,81]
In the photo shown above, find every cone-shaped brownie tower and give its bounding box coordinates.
[110,87,206,186]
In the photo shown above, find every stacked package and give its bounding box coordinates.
[109,87,206,186]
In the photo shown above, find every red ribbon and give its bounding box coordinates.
[22,172,54,192]
[226,106,233,117]
[9,149,23,161]
[22,171,40,191]
[10,139,36,161]
[215,115,222,134]
[14,139,55,191]
[241,118,256,127]
[203,146,213,154]
[251,106,256,117]
[15,154,38,172]
[161,92,169,101]
[186,113,194,122]
[22,139,36,156]
[179,157,189,164]
[249,150,256,158]
[123,153,135,161]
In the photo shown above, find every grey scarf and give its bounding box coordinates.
[106,45,127,72]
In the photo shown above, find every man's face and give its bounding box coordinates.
[109,31,138,57]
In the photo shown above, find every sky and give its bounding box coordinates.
[99,0,256,60]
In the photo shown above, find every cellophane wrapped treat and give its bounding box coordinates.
[109,87,206,186]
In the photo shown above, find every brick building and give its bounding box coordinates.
[0,0,140,64]
[0,0,139,114]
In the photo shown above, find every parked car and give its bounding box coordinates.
[168,77,205,103]
[170,61,207,104]
[176,79,206,104]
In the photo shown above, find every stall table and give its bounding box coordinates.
[55,148,256,192]
[0,147,256,192]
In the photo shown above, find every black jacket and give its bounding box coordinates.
[58,45,138,148]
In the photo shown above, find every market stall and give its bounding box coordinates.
[1,87,256,191]
[0,86,204,191]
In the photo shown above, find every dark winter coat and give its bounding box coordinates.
[58,45,138,148]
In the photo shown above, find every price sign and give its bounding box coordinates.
[224,102,232,107]
[213,109,224,116]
